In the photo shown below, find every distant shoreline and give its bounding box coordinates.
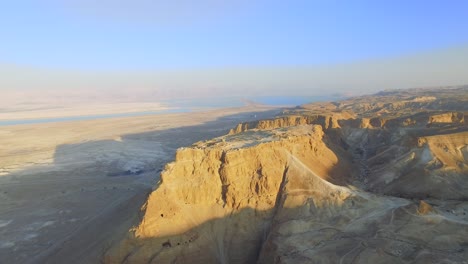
[0,108,190,126]
[0,96,340,127]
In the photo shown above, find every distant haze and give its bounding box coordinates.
[1,1,468,105]
[2,45,468,105]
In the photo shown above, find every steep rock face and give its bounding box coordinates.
[105,87,468,264]
[428,112,465,124]
[105,125,352,263]
[228,114,352,134]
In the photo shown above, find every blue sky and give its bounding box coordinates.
[0,1,468,100]
[1,0,467,70]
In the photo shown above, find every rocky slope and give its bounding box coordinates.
[106,86,468,264]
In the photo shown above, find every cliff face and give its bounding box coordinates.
[228,113,352,134]
[106,125,353,263]
[106,87,468,264]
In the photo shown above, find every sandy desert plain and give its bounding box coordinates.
[0,105,280,264]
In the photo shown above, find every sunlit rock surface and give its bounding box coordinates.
[106,86,468,264]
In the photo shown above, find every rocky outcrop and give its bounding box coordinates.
[228,114,351,134]
[105,87,468,263]
[428,112,465,124]
[105,125,353,263]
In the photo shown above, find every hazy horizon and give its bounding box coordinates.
[1,1,468,105]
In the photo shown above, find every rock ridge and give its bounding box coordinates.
[105,87,468,263]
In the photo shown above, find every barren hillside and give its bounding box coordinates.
[106,86,468,264]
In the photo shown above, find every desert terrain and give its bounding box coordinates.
[0,105,280,264]
[105,86,468,264]
[0,102,172,122]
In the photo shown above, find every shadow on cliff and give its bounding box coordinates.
[105,206,280,264]
[0,108,283,264]
[106,198,400,264]
[103,126,363,264]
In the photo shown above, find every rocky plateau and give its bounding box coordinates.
[106,86,468,264]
